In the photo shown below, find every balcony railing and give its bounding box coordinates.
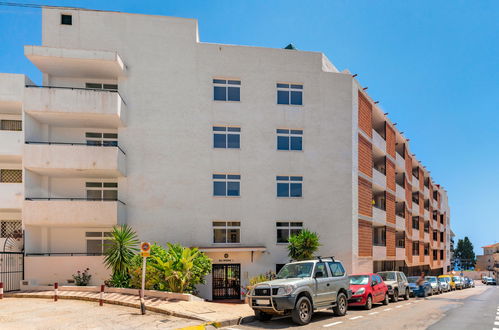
[25,197,126,205]
[25,84,127,106]
[26,252,104,256]
[25,141,126,156]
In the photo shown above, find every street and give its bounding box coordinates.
[227,285,498,330]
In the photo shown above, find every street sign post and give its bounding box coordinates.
[140,242,151,315]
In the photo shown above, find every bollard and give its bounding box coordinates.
[99,284,104,306]
[54,282,58,302]
[0,282,3,299]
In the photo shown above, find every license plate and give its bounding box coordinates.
[256,299,270,305]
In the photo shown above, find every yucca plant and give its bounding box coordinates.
[287,228,320,261]
[104,225,139,286]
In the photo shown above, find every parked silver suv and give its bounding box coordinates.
[377,271,410,302]
[247,257,352,325]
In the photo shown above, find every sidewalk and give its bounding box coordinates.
[5,290,254,327]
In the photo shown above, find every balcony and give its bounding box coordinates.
[373,245,387,260]
[412,176,419,189]
[0,183,23,210]
[23,198,125,227]
[396,215,405,230]
[423,186,429,197]
[395,152,405,170]
[0,73,25,113]
[372,168,386,189]
[0,130,22,162]
[25,46,126,79]
[372,207,387,225]
[424,209,429,220]
[424,256,430,265]
[372,129,386,153]
[411,229,419,242]
[432,199,438,210]
[396,247,405,260]
[423,232,430,242]
[24,142,126,178]
[412,202,419,216]
[24,86,126,128]
[412,256,419,265]
[395,184,405,200]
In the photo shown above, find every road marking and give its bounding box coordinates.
[496,316,499,320]
[396,305,403,308]
[368,311,379,315]
[383,308,392,311]
[323,321,343,327]
[495,321,499,326]
[349,316,364,320]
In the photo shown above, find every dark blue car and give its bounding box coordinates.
[407,276,432,297]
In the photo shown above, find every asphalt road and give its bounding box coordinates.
[227,284,497,330]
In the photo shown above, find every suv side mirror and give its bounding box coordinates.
[371,281,377,286]
[315,271,324,278]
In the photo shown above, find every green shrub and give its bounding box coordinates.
[73,268,92,286]
[287,228,320,261]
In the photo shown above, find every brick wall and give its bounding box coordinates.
[386,226,396,257]
[405,206,412,236]
[419,242,425,263]
[419,168,425,191]
[405,237,412,264]
[419,216,424,240]
[385,124,396,158]
[386,158,395,191]
[358,219,373,257]
[358,177,373,217]
[419,192,424,217]
[358,91,372,137]
[405,177,412,209]
[404,149,412,179]
[386,192,395,224]
[358,134,373,177]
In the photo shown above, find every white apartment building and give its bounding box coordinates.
[0,8,451,300]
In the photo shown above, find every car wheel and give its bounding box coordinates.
[291,296,313,325]
[254,310,272,321]
[391,289,399,302]
[365,295,373,310]
[404,288,410,300]
[333,292,348,317]
[429,289,433,296]
[382,293,389,305]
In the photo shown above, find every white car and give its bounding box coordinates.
[438,277,451,292]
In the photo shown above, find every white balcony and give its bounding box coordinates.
[372,207,387,225]
[432,199,438,210]
[424,209,429,220]
[423,186,429,197]
[0,130,22,162]
[395,152,405,170]
[373,245,387,260]
[25,46,126,79]
[372,168,386,189]
[372,129,386,153]
[0,73,25,114]
[24,143,126,178]
[23,199,125,227]
[24,86,126,128]
[411,229,419,242]
[396,215,405,231]
[424,232,430,242]
[412,202,419,216]
[412,176,419,189]
[0,183,23,210]
[396,247,405,260]
[395,184,405,201]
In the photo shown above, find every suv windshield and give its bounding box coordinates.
[438,278,447,283]
[276,262,314,279]
[349,275,369,285]
[378,272,396,281]
[426,277,437,283]
[452,276,460,281]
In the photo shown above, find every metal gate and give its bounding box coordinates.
[0,252,24,292]
[212,264,241,300]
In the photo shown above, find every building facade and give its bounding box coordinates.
[0,8,451,300]
[476,243,499,280]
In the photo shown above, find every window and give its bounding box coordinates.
[0,120,22,131]
[373,226,386,246]
[440,250,444,260]
[277,129,303,150]
[213,174,240,197]
[276,221,303,243]
[433,230,438,241]
[328,262,345,277]
[412,216,419,230]
[0,220,21,238]
[412,241,420,256]
[440,232,444,242]
[86,182,118,201]
[277,83,303,105]
[433,250,438,260]
[213,79,240,101]
[85,132,118,146]
[276,264,286,274]
[424,221,430,233]
[314,262,327,277]
[86,232,112,254]
[424,244,429,256]
[213,221,240,243]
[276,176,303,197]
[61,14,72,25]
[85,83,118,91]
[213,126,240,149]
[0,169,22,183]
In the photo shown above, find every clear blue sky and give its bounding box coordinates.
[1,1,497,254]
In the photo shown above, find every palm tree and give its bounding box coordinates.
[287,229,320,261]
[104,225,139,284]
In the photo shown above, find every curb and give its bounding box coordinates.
[4,293,206,322]
[178,315,255,329]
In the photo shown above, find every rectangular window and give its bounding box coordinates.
[61,14,72,25]
[0,220,21,238]
[424,244,429,256]
[412,241,420,256]
[213,221,240,243]
[213,126,240,149]
[85,83,118,91]
[276,221,303,243]
[213,79,240,101]
[373,226,386,246]
[0,169,22,183]
[276,176,303,197]
[86,182,118,201]
[433,230,438,241]
[328,262,345,277]
[213,174,240,197]
[0,120,22,131]
[412,216,419,230]
[276,129,303,150]
[85,231,112,254]
[276,83,303,105]
[85,132,118,146]
[440,250,444,260]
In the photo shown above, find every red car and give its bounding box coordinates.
[348,273,390,310]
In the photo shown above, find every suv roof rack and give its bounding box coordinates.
[316,256,335,262]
